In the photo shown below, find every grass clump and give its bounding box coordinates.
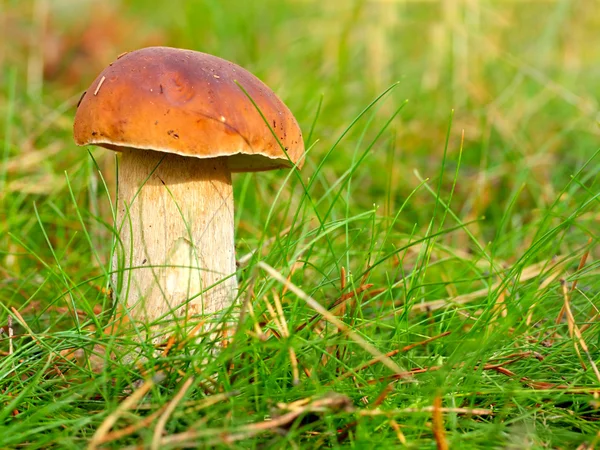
[1,1,599,448]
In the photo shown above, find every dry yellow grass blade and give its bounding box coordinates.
[88,378,156,450]
[151,377,194,450]
[258,261,406,376]
[160,392,353,447]
[272,292,300,385]
[410,258,566,313]
[561,281,600,384]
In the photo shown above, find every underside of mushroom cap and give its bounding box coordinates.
[73,46,304,172]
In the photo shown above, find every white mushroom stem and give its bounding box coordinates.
[113,148,237,332]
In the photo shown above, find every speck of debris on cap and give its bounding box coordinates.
[117,52,129,59]
[93,76,106,96]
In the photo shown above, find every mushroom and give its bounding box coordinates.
[73,47,304,335]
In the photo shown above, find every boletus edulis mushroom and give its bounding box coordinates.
[73,46,304,337]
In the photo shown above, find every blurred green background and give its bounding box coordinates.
[2,0,599,211]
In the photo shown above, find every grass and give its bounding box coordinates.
[1,0,600,448]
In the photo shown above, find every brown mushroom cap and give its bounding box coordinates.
[73,46,304,171]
